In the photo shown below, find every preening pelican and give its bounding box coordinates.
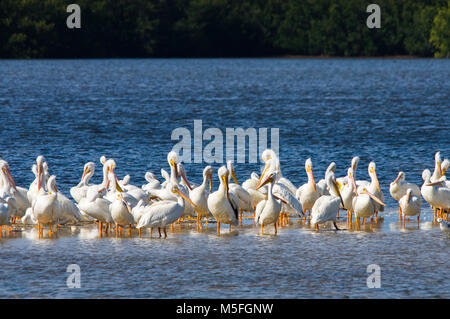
[352,186,386,227]
[296,158,320,216]
[70,162,95,203]
[78,186,113,232]
[189,166,213,226]
[399,188,421,227]
[255,172,281,235]
[176,163,196,219]
[137,184,197,238]
[207,166,239,236]
[110,193,135,235]
[227,161,253,221]
[142,172,161,191]
[310,171,344,231]
[0,197,14,229]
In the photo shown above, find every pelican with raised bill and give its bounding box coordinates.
[207,166,239,236]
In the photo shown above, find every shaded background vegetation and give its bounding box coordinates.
[0,0,449,58]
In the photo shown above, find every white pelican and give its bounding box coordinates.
[27,155,46,205]
[131,200,147,225]
[436,218,450,232]
[32,179,59,234]
[341,167,357,221]
[142,172,162,192]
[366,162,384,218]
[103,160,139,207]
[70,162,95,203]
[296,158,320,216]
[116,174,150,205]
[255,171,281,235]
[431,152,443,182]
[207,166,239,236]
[188,166,213,226]
[227,161,253,221]
[389,171,421,216]
[137,184,197,238]
[310,171,344,231]
[257,158,304,221]
[176,163,197,219]
[421,169,450,221]
[316,162,336,196]
[399,188,421,227]
[146,153,179,201]
[78,188,113,233]
[352,186,386,227]
[337,156,359,190]
[261,149,297,195]
[0,160,30,217]
[46,175,83,225]
[110,193,135,235]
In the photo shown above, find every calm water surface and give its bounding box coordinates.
[0,58,449,298]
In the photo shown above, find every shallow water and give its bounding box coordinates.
[0,58,449,298]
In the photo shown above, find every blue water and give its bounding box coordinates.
[0,58,449,298]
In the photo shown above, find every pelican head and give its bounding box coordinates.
[168,151,179,179]
[170,184,197,208]
[36,155,45,191]
[442,159,449,176]
[305,158,316,191]
[105,159,123,192]
[359,187,386,206]
[435,151,442,177]
[326,162,336,175]
[347,167,357,194]
[405,188,413,204]
[81,162,95,183]
[326,172,344,207]
[100,155,107,165]
[351,156,360,171]
[218,166,230,194]
[203,166,214,192]
[392,171,405,184]
[145,171,156,183]
[177,162,192,190]
[227,160,239,185]
[422,169,431,182]
[256,172,277,190]
[256,158,277,189]
[47,175,58,194]
[368,162,381,192]
[0,160,16,191]
[261,149,276,163]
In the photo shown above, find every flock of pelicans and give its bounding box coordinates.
[0,150,449,238]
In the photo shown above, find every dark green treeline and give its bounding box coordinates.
[1,0,449,58]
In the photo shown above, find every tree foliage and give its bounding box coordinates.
[0,0,448,58]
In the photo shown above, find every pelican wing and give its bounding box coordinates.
[229,184,253,211]
[273,183,304,217]
[136,200,181,228]
[254,200,266,225]
[278,177,297,196]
